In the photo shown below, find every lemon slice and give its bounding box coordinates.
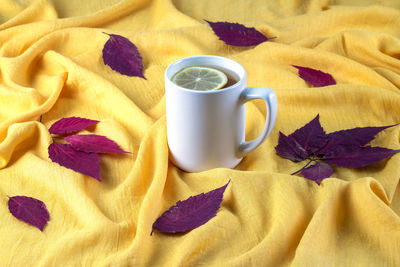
[171,66,228,91]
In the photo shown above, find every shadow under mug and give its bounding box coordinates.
[165,55,278,172]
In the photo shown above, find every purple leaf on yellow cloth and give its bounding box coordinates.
[64,134,129,154]
[48,143,101,181]
[322,145,399,168]
[276,115,399,185]
[102,33,145,78]
[293,65,336,87]
[317,124,398,155]
[205,20,268,47]
[152,180,230,234]
[288,114,328,155]
[301,162,333,185]
[275,132,309,162]
[49,117,99,135]
[275,115,328,161]
[8,196,49,231]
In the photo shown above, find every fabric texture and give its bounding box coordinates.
[1,0,400,266]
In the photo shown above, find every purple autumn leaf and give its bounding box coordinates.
[64,134,129,154]
[48,143,101,181]
[275,115,329,161]
[205,20,268,47]
[293,65,336,87]
[8,196,50,231]
[152,180,230,235]
[49,117,99,135]
[317,124,398,155]
[102,33,145,78]
[275,132,309,162]
[301,162,333,185]
[322,145,399,168]
[289,114,328,156]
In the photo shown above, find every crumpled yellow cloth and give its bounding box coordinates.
[1,0,400,266]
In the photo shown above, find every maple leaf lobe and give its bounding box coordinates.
[318,124,399,154]
[275,132,308,161]
[289,114,328,155]
[322,145,399,168]
[301,162,333,185]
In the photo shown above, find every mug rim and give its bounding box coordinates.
[165,55,246,94]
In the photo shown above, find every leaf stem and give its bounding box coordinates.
[291,159,314,175]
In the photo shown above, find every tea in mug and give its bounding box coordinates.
[171,66,239,91]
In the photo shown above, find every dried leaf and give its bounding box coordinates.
[48,143,101,181]
[275,132,308,162]
[275,115,328,161]
[301,162,333,185]
[102,33,145,78]
[49,117,98,135]
[64,134,129,154]
[276,115,399,183]
[317,124,398,155]
[205,20,268,47]
[289,114,328,155]
[152,180,230,235]
[322,145,399,168]
[293,65,336,87]
[8,196,49,231]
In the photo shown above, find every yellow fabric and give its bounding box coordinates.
[1,0,400,265]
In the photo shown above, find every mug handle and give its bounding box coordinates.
[237,87,278,158]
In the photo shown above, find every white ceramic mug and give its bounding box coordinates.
[165,55,278,172]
